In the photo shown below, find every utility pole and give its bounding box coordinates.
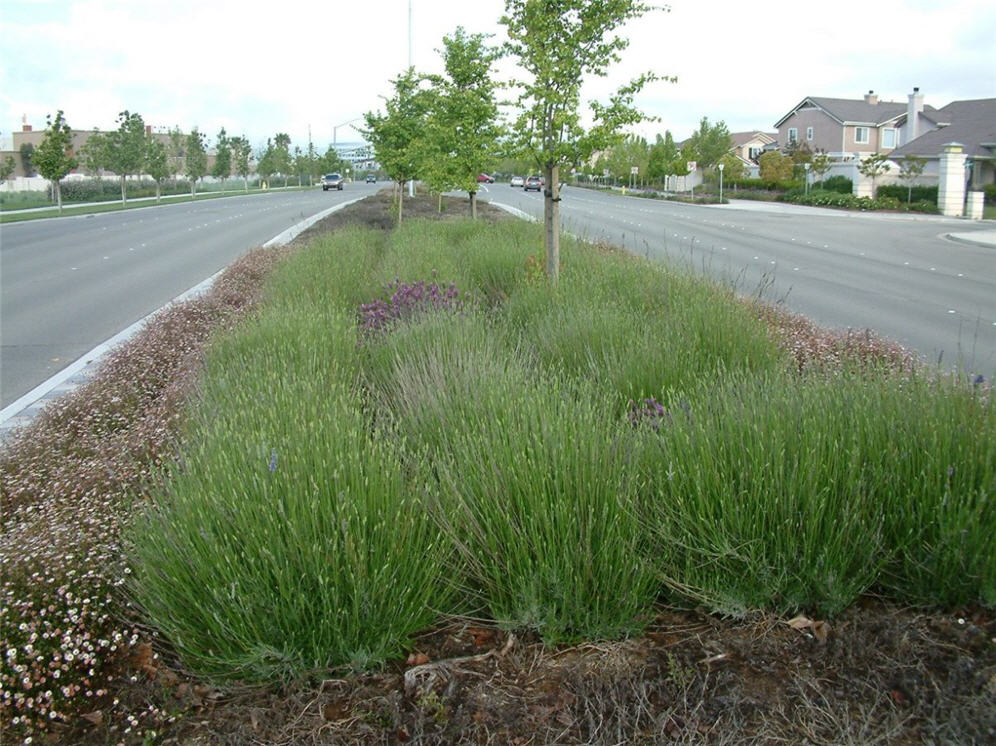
[407,0,415,198]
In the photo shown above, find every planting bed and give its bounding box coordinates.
[1,190,993,745]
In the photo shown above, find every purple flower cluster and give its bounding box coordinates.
[359,277,461,333]
[628,397,673,431]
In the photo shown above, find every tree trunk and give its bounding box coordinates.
[397,180,404,226]
[55,181,63,214]
[438,193,443,213]
[469,191,477,220]
[156,182,161,204]
[191,179,196,198]
[543,163,560,284]
[120,175,127,205]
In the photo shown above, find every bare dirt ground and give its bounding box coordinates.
[40,191,996,745]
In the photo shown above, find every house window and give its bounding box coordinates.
[854,126,870,144]
[748,146,761,160]
[881,128,897,148]
[788,127,798,144]
[806,126,814,141]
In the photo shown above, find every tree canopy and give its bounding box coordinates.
[106,110,147,204]
[185,128,208,196]
[363,68,432,225]
[34,110,78,213]
[501,0,666,282]
[687,117,732,170]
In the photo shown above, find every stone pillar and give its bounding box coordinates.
[938,143,966,217]
[966,191,984,220]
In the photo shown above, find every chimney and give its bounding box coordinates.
[864,90,878,105]
[907,86,924,141]
[22,123,32,132]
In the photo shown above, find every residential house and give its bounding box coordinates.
[729,131,777,178]
[773,91,907,159]
[888,95,996,189]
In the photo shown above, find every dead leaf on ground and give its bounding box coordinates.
[786,615,831,644]
[407,652,430,666]
[81,710,103,727]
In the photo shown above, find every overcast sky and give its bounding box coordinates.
[2,0,994,153]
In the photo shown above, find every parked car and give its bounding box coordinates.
[476,173,495,183]
[365,174,377,183]
[322,173,344,191]
[524,175,542,191]
[510,175,524,187]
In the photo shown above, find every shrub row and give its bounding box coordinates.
[877,184,939,204]
[779,188,938,213]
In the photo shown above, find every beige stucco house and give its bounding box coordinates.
[774,91,908,159]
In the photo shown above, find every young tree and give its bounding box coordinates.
[759,150,793,183]
[273,133,291,187]
[810,151,833,184]
[897,154,926,203]
[502,0,665,282]
[256,139,275,188]
[230,135,253,191]
[687,117,732,171]
[145,137,170,204]
[717,152,745,183]
[212,127,231,187]
[858,152,891,198]
[167,126,186,187]
[319,145,347,177]
[423,27,504,219]
[106,110,147,204]
[33,110,78,213]
[185,128,208,197]
[1,155,15,182]
[79,130,109,177]
[647,130,679,187]
[19,143,35,176]
[363,67,432,225]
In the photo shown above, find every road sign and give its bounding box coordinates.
[603,168,610,177]
[687,161,697,172]
[630,166,639,175]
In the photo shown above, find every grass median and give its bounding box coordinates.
[127,212,995,684]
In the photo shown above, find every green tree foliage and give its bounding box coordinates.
[229,135,253,191]
[858,152,891,198]
[107,110,148,204]
[759,150,794,183]
[145,137,170,204]
[19,143,35,176]
[167,126,186,186]
[687,117,732,170]
[0,155,15,181]
[256,139,275,187]
[718,153,745,183]
[810,151,833,182]
[185,128,208,197]
[212,127,231,186]
[273,133,291,187]
[502,0,667,282]
[897,154,926,203]
[421,27,504,218]
[78,130,109,177]
[33,110,78,213]
[319,145,347,177]
[647,131,679,185]
[363,67,432,225]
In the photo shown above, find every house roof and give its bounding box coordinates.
[730,131,777,147]
[774,96,907,128]
[890,98,996,159]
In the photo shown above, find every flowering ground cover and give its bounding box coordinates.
[1,190,993,745]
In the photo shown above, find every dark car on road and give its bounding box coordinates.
[322,173,344,191]
[365,174,377,183]
[524,175,542,192]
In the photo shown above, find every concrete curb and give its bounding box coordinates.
[0,198,364,440]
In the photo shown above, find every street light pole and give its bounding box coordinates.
[718,162,725,203]
[804,162,811,195]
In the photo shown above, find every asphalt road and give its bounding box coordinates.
[0,184,380,408]
[484,184,996,374]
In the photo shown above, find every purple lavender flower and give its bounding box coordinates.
[268,448,278,473]
[358,276,464,334]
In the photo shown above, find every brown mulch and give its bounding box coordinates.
[29,190,996,745]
